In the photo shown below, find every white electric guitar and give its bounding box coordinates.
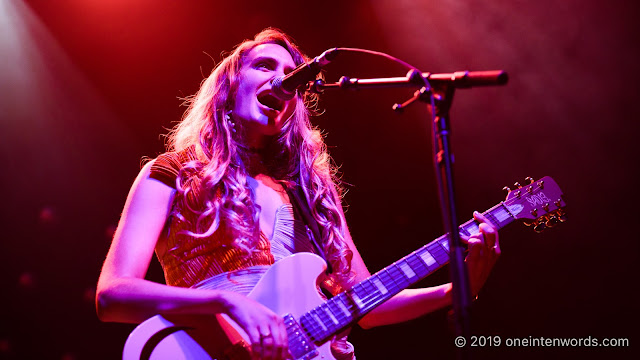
[123,176,566,360]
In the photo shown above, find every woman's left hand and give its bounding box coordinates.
[461,211,501,297]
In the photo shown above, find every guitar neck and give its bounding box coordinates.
[299,201,520,344]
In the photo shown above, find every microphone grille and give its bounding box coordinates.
[271,77,295,101]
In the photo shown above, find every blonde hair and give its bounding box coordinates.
[166,28,353,286]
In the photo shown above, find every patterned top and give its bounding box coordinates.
[192,204,318,294]
[148,147,314,288]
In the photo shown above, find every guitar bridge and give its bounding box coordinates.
[284,313,318,360]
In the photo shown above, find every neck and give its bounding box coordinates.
[245,150,268,177]
[242,128,269,151]
[240,134,277,177]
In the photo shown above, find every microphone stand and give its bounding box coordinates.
[311,70,507,360]
[428,82,473,360]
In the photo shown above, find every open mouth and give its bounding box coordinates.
[257,92,285,112]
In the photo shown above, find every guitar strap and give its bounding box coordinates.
[286,185,333,275]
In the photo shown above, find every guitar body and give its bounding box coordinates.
[124,253,334,360]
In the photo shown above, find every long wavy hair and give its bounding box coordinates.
[166,28,353,287]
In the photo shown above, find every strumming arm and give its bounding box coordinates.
[95,162,231,323]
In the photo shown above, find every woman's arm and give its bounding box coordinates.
[337,204,500,329]
[96,162,289,359]
[96,161,220,323]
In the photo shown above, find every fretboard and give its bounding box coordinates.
[299,202,517,344]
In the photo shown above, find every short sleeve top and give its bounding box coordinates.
[149,147,275,288]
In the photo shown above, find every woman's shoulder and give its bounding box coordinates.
[148,147,198,189]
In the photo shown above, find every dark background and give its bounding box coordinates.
[1,0,638,359]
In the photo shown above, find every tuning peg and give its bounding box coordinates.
[514,182,522,189]
[533,220,547,233]
[525,177,534,184]
[502,186,511,195]
[557,209,568,222]
[546,214,559,227]
[523,220,534,227]
[537,180,545,189]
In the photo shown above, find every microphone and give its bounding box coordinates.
[271,48,340,101]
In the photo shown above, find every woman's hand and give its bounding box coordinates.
[462,211,501,297]
[220,292,289,360]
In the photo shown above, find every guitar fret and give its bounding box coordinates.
[425,245,444,265]
[349,287,366,310]
[302,297,356,343]
[387,265,410,288]
[490,203,518,229]
[462,221,480,236]
[311,309,329,332]
[327,298,351,324]
[366,278,379,294]
[300,305,338,341]
[417,248,437,268]
[485,212,500,228]
[319,304,338,327]
[358,279,384,310]
[334,297,352,319]
[407,252,430,277]
[438,237,450,253]
[499,202,518,223]
[304,312,322,335]
[425,242,440,255]
[361,280,377,302]
[459,226,471,237]
[417,245,449,274]
[379,270,400,293]
[426,242,448,264]
[332,294,356,319]
[355,284,381,311]
[371,276,389,295]
[299,314,321,342]
[353,283,367,298]
[397,259,417,279]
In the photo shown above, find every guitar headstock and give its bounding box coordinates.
[502,176,566,232]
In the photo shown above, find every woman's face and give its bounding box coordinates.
[233,43,298,148]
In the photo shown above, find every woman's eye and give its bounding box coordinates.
[256,62,273,70]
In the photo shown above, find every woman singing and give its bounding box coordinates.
[96,28,500,360]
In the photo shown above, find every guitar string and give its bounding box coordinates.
[307,250,439,339]
[302,207,513,339]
